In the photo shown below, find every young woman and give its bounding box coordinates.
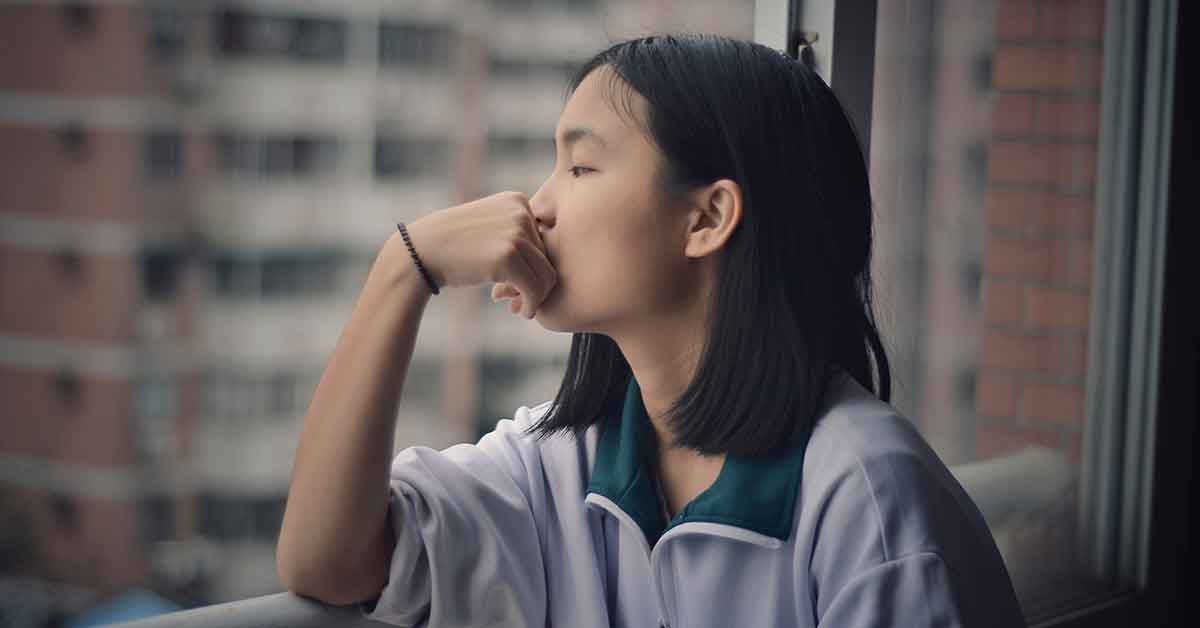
[277,33,1026,627]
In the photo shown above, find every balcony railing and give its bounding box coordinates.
[112,590,383,628]
[111,446,1071,627]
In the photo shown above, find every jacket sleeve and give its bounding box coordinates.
[358,402,551,627]
[804,414,1027,628]
[816,552,967,627]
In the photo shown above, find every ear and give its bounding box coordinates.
[684,178,743,259]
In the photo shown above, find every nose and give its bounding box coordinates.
[530,177,555,231]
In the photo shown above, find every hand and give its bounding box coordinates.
[404,191,557,319]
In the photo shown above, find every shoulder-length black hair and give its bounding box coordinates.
[524,33,891,458]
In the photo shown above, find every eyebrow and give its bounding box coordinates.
[555,126,607,150]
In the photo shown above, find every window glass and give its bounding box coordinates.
[868,0,1117,619]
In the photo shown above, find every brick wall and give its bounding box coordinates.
[0,4,167,97]
[976,0,1105,468]
[0,3,187,593]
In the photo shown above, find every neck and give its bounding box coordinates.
[610,294,708,452]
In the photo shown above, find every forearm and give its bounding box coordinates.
[277,230,432,600]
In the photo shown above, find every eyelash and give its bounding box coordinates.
[568,166,593,178]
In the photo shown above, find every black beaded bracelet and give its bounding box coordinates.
[396,222,440,295]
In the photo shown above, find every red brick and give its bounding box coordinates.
[984,237,1048,280]
[0,4,167,97]
[1067,239,1094,286]
[1065,336,1090,376]
[1022,381,1085,426]
[1035,97,1101,139]
[988,141,1097,189]
[1037,0,1106,43]
[993,93,1035,138]
[976,419,1063,459]
[981,329,1069,373]
[0,248,139,342]
[1025,285,1091,330]
[0,368,135,467]
[985,189,1094,237]
[984,237,1076,283]
[0,124,138,220]
[996,0,1037,41]
[993,46,1103,91]
[14,485,150,589]
[977,372,1019,418]
[983,280,1024,326]
[985,189,1029,232]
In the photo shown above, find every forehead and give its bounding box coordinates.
[556,66,647,148]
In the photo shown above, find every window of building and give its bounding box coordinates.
[61,4,96,38]
[52,369,82,409]
[486,132,555,164]
[209,248,342,300]
[137,495,176,544]
[213,133,340,179]
[202,368,311,421]
[197,493,285,541]
[140,245,183,302]
[146,6,188,60]
[144,129,184,179]
[57,123,89,161]
[374,137,451,179]
[378,21,453,68]
[487,55,580,82]
[490,0,599,14]
[135,376,176,421]
[214,8,347,64]
[49,493,79,533]
[133,376,177,466]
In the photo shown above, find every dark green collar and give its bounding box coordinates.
[586,375,810,547]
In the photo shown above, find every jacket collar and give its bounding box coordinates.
[585,375,810,547]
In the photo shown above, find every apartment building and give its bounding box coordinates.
[0,0,755,618]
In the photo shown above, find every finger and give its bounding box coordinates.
[513,238,557,310]
[491,282,520,302]
[503,240,544,319]
[510,197,556,311]
[514,195,551,259]
[509,294,524,315]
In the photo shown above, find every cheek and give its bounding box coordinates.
[570,224,685,306]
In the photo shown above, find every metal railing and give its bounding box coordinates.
[111,445,1072,627]
[113,591,383,628]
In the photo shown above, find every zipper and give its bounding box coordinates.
[585,494,784,627]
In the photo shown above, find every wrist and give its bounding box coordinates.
[375,231,437,299]
[395,221,441,295]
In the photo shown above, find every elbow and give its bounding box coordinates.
[277,539,390,607]
[278,557,382,607]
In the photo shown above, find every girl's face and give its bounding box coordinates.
[530,66,701,335]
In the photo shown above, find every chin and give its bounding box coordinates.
[532,298,587,334]
[533,306,571,333]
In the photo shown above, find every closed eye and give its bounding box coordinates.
[568,166,593,178]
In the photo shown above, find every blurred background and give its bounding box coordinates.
[0,0,1140,625]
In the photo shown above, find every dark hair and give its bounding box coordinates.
[524,33,891,457]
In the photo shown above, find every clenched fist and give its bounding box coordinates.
[404,191,558,319]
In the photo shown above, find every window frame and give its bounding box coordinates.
[754,0,1190,626]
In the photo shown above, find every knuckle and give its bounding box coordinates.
[498,240,521,262]
[509,226,526,243]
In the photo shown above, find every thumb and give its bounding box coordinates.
[491,282,521,302]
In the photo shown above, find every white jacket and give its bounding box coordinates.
[359,372,1026,627]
